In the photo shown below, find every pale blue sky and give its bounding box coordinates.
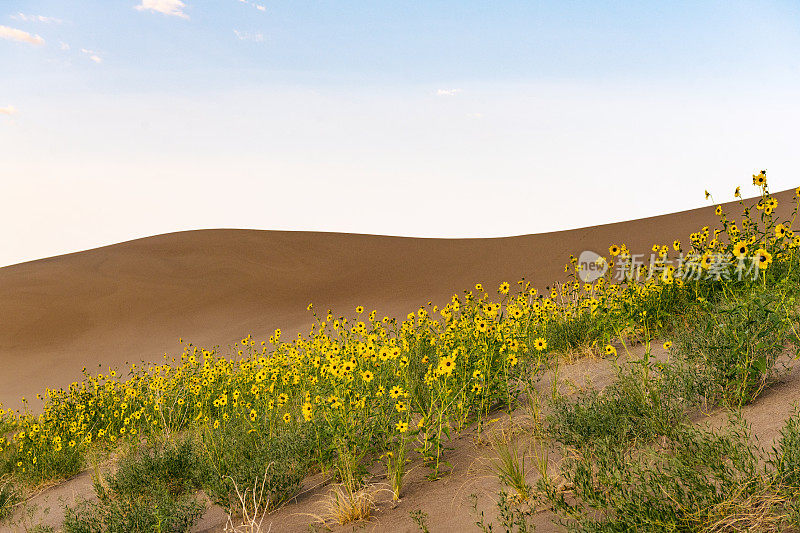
[2,1,800,266]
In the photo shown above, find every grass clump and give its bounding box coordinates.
[64,490,203,533]
[222,467,273,533]
[489,434,532,502]
[319,483,375,526]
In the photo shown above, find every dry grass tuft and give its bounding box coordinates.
[700,486,795,533]
[559,343,600,364]
[319,483,376,526]
[223,466,272,533]
[0,475,20,522]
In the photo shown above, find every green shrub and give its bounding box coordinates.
[539,418,774,532]
[109,437,206,498]
[770,408,800,489]
[546,360,686,448]
[201,419,312,515]
[538,311,607,355]
[674,286,797,408]
[63,489,203,533]
[63,438,205,533]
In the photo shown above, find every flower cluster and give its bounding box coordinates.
[0,175,796,489]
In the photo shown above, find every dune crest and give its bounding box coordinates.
[1,189,795,410]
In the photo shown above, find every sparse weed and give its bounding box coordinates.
[472,490,536,533]
[770,407,800,491]
[410,509,430,532]
[540,407,800,532]
[7,500,54,533]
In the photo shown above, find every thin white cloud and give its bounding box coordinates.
[236,0,266,12]
[233,29,264,42]
[81,48,103,63]
[0,105,17,116]
[59,41,70,50]
[0,25,45,46]
[10,13,63,24]
[134,0,189,19]
[436,88,462,96]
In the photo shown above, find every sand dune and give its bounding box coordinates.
[1,189,796,411]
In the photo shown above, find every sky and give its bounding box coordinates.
[1,0,800,267]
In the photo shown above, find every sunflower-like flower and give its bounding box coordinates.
[754,249,773,270]
[436,355,456,376]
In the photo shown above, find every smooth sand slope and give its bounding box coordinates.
[0,189,796,410]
